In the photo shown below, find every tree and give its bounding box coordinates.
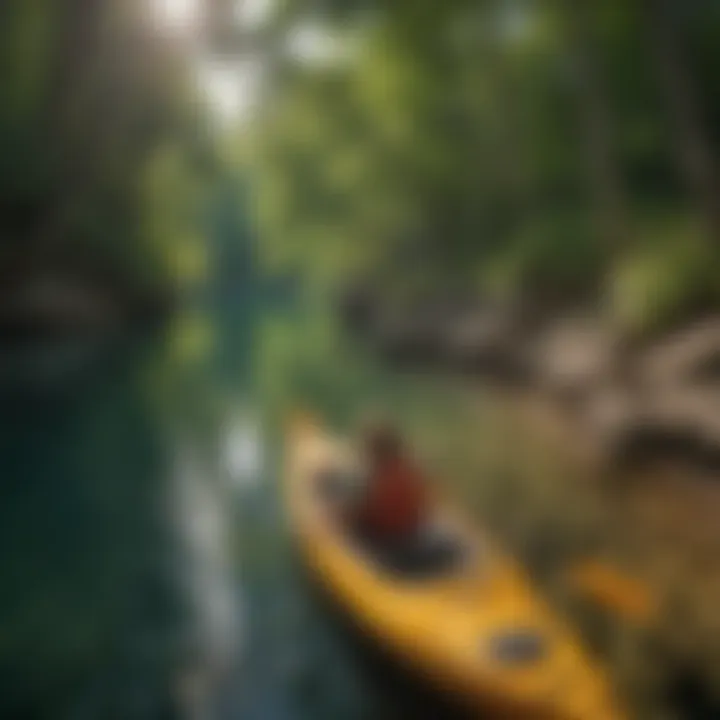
[562,0,628,252]
[252,0,720,332]
[642,0,720,245]
[0,0,215,313]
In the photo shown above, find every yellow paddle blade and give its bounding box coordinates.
[567,560,657,624]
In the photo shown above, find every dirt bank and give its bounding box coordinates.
[341,290,720,472]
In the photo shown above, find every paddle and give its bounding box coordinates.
[566,560,657,625]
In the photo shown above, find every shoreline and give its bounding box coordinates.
[393,367,720,719]
[341,292,720,473]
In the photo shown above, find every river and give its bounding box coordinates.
[2,291,716,720]
[0,298,457,720]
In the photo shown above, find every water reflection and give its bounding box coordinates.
[0,338,242,719]
[164,442,241,718]
[222,414,264,490]
[0,308,467,720]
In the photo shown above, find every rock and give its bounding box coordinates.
[592,385,720,469]
[584,385,641,453]
[337,283,378,336]
[644,387,720,455]
[532,318,621,408]
[639,318,720,388]
[530,317,720,468]
[440,307,528,382]
[370,306,446,364]
[606,318,720,467]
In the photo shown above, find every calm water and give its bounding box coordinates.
[0,303,449,720]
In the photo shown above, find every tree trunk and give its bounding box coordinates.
[36,0,104,249]
[643,0,720,243]
[564,0,628,252]
[48,0,104,141]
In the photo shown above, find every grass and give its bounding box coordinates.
[399,380,720,720]
[265,301,720,717]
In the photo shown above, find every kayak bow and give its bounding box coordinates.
[284,417,625,720]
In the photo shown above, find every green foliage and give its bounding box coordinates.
[482,213,602,303]
[609,214,720,337]
[255,1,585,293]
[0,0,217,312]
[253,0,720,336]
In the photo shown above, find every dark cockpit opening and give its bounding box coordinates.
[315,466,469,580]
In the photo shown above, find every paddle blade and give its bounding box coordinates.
[567,561,656,624]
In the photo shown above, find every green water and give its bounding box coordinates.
[0,301,452,720]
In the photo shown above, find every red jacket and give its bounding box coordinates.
[357,456,428,539]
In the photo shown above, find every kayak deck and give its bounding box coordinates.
[284,420,625,720]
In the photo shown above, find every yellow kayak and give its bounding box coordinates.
[284,417,626,720]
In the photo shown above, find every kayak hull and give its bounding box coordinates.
[284,419,625,720]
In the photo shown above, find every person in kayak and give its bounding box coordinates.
[349,423,430,543]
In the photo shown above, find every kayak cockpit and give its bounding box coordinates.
[313,464,472,581]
